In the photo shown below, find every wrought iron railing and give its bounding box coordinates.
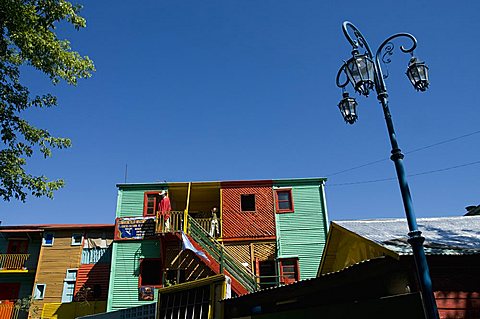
[187,217,259,292]
[0,254,30,270]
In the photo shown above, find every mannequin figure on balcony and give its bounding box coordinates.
[209,207,220,237]
[157,190,171,232]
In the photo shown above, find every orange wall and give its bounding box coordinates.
[221,184,275,239]
[74,264,110,301]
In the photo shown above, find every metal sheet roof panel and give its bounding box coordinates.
[335,216,480,255]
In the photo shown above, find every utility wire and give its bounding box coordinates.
[325,129,480,177]
[328,160,480,187]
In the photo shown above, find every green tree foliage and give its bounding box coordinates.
[0,0,94,201]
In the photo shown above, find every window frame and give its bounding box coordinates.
[71,233,83,246]
[275,189,294,213]
[240,194,256,212]
[138,258,163,288]
[42,232,55,246]
[143,192,162,217]
[62,269,77,303]
[34,284,46,300]
[279,257,300,284]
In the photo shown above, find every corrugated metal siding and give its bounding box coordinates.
[81,247,112,264]
[224,244,252,272]
[107,240,161,312]
[221,185,275,239]
[117,188,168,218]
[74,264,111,301]
[274,183,328,280]
[253,242,276,261]
[117,190,146,218]
[41,301,106,319]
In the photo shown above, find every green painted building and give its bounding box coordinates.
[107,185,166,312]
[273,178,329,281]
[108,178,329,312]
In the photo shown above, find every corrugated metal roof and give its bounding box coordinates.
[335,216,480,255]
[224,256,394,300]
[116,177,326,189]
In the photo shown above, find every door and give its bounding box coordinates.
[256,259,277,289]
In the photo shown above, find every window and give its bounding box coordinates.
[279,258,299,284]
[71,233,83,246]
[34,284,46,300]
[62,269,77,302]
[139,259,163,287]
[143,192,162,217]
[240,194,256,212]
[275,189,294,213]
[43,232,55,246]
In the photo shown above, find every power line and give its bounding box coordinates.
[325,129,480,177]
[404,129,480,155]
[328,159,480,187]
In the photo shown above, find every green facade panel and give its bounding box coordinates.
[116,189,146,218]
[274,181,328,280]
[107,240,161,312]
[116,187,167,218]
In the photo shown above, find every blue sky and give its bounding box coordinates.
[1,0,479,225]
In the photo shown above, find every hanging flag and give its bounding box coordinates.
[181,232,210,262]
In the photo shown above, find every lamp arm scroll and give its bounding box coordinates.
[342,21,374,58]
[336,64,349,88]
[374,33,418,93]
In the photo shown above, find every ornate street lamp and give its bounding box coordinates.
[338,92,358,124]
[344,51,375,96]
[334,22,438,319]
[407,57,429,91]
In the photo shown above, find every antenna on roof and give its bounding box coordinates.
[124,164,128,183]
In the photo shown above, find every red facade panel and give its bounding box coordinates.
[74,264,111,301]
[221,184,275,239]
[435,291,480,319]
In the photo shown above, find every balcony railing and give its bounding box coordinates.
[155,211,185,233]
[0,254,30,271]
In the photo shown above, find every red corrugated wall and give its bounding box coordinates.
[435,291,480,319]
[74,264,110,301]
[221,181,275,239]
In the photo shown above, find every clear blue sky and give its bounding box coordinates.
[1,0,479,225]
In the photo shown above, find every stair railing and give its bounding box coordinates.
[187,217,259,292]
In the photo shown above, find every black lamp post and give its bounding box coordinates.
[335,21,438,319]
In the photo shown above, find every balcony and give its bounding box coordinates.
[0,254,32,273]
[155,212,220,236]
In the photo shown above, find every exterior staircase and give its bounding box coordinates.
[186,216,259,294]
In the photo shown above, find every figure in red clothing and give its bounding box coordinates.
[157,190,171,232]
